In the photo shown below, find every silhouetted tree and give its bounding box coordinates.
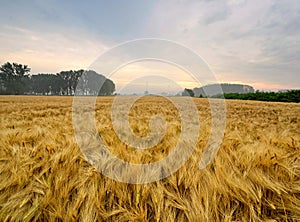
[30,74,65,95]
[0,62,30,94]
[57,70,84,95]
[212,90,300,103]
[71,70,84,94]
[78,70,115,96]
[57,71,71,95]
[0,62,115,96]
[182,88,194,97]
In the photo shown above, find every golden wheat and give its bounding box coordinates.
[0,96,299,221]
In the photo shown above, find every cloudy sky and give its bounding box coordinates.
[0,0,299,91]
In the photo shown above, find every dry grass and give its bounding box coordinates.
[0,96,299,221]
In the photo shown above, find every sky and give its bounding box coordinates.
[0,0,299,92]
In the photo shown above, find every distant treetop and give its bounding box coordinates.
[0,62,115,96]
[193,83,254,97]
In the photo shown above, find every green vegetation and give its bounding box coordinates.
[182,88,195,97]
[194,83,254,97]
[0,62,30,95]
[0,62,115,96]
[212,90,300,103]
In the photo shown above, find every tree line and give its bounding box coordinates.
[193,83,254,97]
[211,90,300,103]
[182,86,299,103]
[0,62,115,96]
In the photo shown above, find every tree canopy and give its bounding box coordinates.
[182,88,194,97]
[0,62,115,96]
[0,62,30,94]
[212,90,300,103]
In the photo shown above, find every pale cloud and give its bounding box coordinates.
[144,0,300,90]
[0,26,108,73]
[0,0,299,91]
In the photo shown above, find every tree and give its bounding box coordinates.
[57,71,71,95]
[213,90,300,103]
[0,63,116,96]
[182,88,194,97]
[81,70,115,96]
[30,74,65,95]
[71,70,84,95]
[57,70,83,95]
[0,62,31,94]
[100,79,115,96]
[51,74,65,95]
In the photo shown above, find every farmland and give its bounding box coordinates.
[0,96,299,221]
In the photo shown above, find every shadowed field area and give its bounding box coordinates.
[0,96,299,221]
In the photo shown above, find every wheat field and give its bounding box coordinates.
[0,96,299,221]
